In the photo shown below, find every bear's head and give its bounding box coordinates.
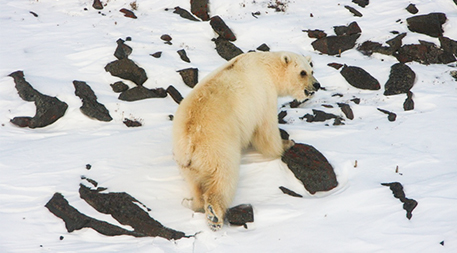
[277,52,320,101]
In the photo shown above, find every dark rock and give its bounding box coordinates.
[210,16,236,41]
[381,182,418,220]
[439,36,457,56]
[327,62,344,70]
[278,111,287,124]
[190,0,209,21]
[268,1,288,12]
[405,4,418,14]
[92,0,103,10]
[377,108,396,122]
[173,6,199,21]
[406,12,446,38]
[332,93,343,97]
[451,70,457,81]
[177,68,198,88]
[177,49,191,63]
[340,65,380,90]
[110,81,129,93]
[288,99,307,108]
[105,58,148,86]
[352,0,369,7]
[120,8,137,19]
[256,43,270,52]
[357,33,406,56]
[29,11,38,17]
[279,186,303,198]
[403,91,414,111]
[305,29,327,39]
[160,34,172,42]
[213,37,243,61]
[123,118,142,127]
[150,51,162,58]
[118,86,167,101]
[227,204,254,227]
[279,128,289,140]
[344,5,363,17]
[350,98,360,104]
[282,143,338,194]
[86,164,92,170]
[312,34,360,56]
[384,63,416,96]
[300,109,344,125]
[78,184,187,239]
[114,39,132,60]
[9,71,68,128]
[322,104,334,108]
[337,103,354,120]
[73,81,112,122]
[394,42,455,65]
[334,22,361,36]
[166,85,183,104]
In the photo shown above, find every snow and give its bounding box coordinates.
[1,0,457,252]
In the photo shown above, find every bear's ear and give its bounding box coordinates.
[283,55,290,65]
[305,55,312,63]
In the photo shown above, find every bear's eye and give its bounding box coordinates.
[300,70,307,77]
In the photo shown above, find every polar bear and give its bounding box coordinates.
[172,51,320,230]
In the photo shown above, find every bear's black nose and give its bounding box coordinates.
[313,82,321,90]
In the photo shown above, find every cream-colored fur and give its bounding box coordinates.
[172,51,319,230]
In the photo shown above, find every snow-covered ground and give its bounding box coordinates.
[1,0,457,252]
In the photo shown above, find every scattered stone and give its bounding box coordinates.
[357,33,406,56]
[114,39,132,60]
[327,62,344,70]
[322,104,333,108]
[350,98,360,104]
[86,164,92,170]
[340,65,380,90]
[384,63,416,96]
[150,51,162,58]
[381,182,418,220]
[406,12,446,38]
[73,81,112,122]
[210,16,236,41]
[105,58,148,86]
[268,0,288,12]
[282,143,338,194]
[394,41,455,65]
[78,184,188,239]
[377,108,396,122]
[123,118,142,127]
[337,103,354,120]
[256,43,270,52]
[120,8,137,19]
[344,5,362,17]
[160,34,172,45]
[213,37,243,61]
[305,29,327,39]
[173,6,199,21]
[190,0,210,21]
[451,70,457,81]
[278,111,287,124]
[118,86,167,101]
[403,91,414,111]
[312,34,361,56]
[332,93,343,97]
[279,128,289,140]
[405,3,418,14]
[300,109,344,125]
[166,85,183,104]
[288,99,307,108]
[177,68,199,88]
[92,0,103,10]
[227,204,254,228]
[439,36,457,56]
[279,186,303,198]
[8,71,68,128]
[177,49,191,63]
[29,11,38,17]
[334,21,361,36]
[352,0,369,8]
[110,81,129,93]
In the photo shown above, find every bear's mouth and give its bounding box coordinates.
[304,90,315,96]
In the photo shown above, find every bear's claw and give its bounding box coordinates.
[207,205,222,231]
